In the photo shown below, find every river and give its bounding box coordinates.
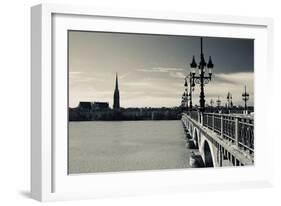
[68,120,191,174]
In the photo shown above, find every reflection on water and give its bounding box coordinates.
[69,120,191,174]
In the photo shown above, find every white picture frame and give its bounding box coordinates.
[31,3,274,202]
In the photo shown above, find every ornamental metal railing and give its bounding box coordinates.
[184,111,254,154]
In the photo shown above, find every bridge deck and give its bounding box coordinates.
[183,114,254,166]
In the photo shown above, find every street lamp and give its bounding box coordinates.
[181,89,188,110]
[184,78,189,110]
[210,99,214,107]
[184,74,195,110]
[181,92,187,109]
[242,85,249,112]
[190,37,214,112]
[216,96,221,108]
[227,92,233,108]
[182,79,189,110]
[210,98,214,112]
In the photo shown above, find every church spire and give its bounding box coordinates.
[115,73,119,91]
[113,73,120,109]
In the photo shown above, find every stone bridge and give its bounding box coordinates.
[182,111,254,167]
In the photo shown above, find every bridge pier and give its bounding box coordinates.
[185,139,197,149]
[189,151,205,168]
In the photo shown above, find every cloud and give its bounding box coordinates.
[136,67,186,80]
[122,81,153,87]
[191,72,254,106]
[213,72,253,85]
[69,70,105,83]
[69,71,83,75]
[69,71,83,80]
[169,71,186,79]
[69,68,254,108]
[119,72,131,80]
[136,67,183,73]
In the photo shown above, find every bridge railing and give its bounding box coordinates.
[184,111,254,154]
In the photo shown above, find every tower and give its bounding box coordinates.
[113,73,120,109]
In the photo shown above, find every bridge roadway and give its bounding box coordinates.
[182,112,254,167]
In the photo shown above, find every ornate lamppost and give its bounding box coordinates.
[216,96,221,112]
[181,92,185,107]
[210,99,214,107]
[242,85,249,113]
[190,37,214,112]
[184,74,194,110]
[226,92,233,114]
[183,78,188,110]
[210,98,214,112]
[181,91,188,110]
[227,92,233,108]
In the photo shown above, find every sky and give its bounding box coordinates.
[68,31,254,108]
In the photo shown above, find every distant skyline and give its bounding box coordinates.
[68,31,254,108]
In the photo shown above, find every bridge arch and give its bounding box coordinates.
[202,140,214,167]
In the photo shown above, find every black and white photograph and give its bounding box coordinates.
[1,0,278,204]
[68,31,254,174]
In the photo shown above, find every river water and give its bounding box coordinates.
[69,120,191,174]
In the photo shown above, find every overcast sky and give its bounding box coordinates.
[68,31,254,108]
